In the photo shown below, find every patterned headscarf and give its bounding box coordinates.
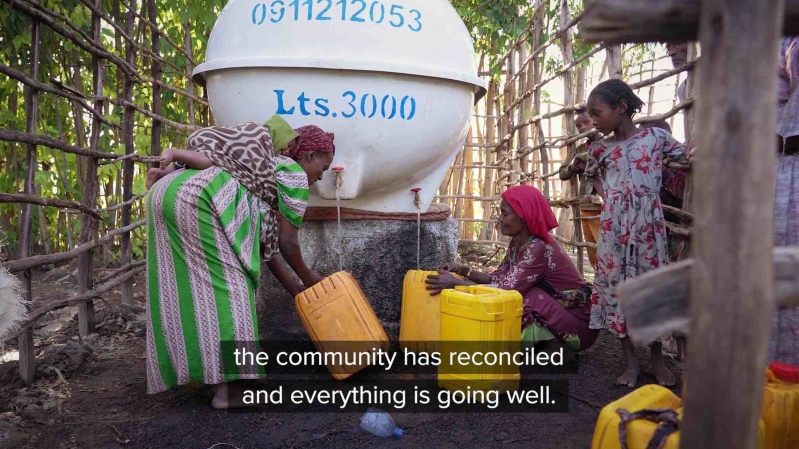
[501,185,558,243]
[284,125,335,160]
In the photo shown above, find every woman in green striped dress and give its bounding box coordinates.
[145,117,335,408]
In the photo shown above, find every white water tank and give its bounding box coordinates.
[193,0,484,213]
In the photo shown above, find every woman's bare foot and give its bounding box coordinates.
[650,342,677,387]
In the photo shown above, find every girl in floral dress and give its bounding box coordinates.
[584,80,689,388]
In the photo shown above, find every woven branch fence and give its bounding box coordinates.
[0,0,203,385]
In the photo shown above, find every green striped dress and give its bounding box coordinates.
[145,157,308,394]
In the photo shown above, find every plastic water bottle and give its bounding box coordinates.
[360,407,403,439]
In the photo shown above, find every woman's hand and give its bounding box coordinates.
[159,148,175,169]
[425,270,464,296]
[306,271,325,288]
[288,282,306,298]
[440,262,468,276]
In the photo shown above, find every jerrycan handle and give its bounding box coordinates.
[453,285,502,295]
[469,285,503,295]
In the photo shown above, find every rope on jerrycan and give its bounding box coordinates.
[616,408,681,449]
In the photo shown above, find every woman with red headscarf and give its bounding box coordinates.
[426,185,597,355]
[144,117,335,408]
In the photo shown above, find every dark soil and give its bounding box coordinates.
[0,270,684,449]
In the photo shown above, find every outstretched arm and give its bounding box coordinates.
[277,214,324,288]
[161,148,214,170]
[266,255,304,297]
[658,129,689,165]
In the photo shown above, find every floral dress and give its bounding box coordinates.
[490,237,598,351]
[585,127,688,338]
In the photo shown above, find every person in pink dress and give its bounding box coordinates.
[425,185,597,358]
[583,79,690,388]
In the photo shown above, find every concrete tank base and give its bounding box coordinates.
[257,216,459,342]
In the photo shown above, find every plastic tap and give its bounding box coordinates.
[332,167,344,188]
[411,188,422,210]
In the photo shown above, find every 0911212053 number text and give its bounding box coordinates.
[274,90,417,121]
[251,0,422,32]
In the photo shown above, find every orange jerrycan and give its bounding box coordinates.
[761,362,799,449]
[437,285,523,393]
[399,270,461,353]
[592,384,767,449]
[295,271,390,381]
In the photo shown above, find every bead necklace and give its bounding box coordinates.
[511,235,535,264]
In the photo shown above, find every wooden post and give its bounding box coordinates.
[560,0,584,274]
[9,85,18,194]
[670,72,681,129]
[480,80,497,241]
[540,103,549,198]
[507,46,518,186]
[681,1,783,448]
[78,0,104,335]
[184,20,196,126]
[514,42,527,186]
[580,0,799,43]
[647,60,656,115]
[679,42,698,258]
[120,0,136,306]
[17,17,40,387]
[149,0,162,161]
[607,45,623,80]
[533,0,547,197]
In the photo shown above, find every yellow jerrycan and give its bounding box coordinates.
[592,384,767,449]
[437,285,523,393]
[399,270,461,353]
[295,271,390,381]
[761,362,799,449]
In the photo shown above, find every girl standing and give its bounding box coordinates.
[584,79,689,388]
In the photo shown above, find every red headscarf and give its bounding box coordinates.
[501,185,558,243]
[285,125,335,160]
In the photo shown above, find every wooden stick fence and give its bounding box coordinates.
[0,0,202,385]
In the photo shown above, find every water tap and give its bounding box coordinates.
[411,188,422,210]
[332,167,344,189]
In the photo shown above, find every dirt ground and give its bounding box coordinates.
[0,269,683,449]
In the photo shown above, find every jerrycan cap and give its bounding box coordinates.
[769,362,799,382]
